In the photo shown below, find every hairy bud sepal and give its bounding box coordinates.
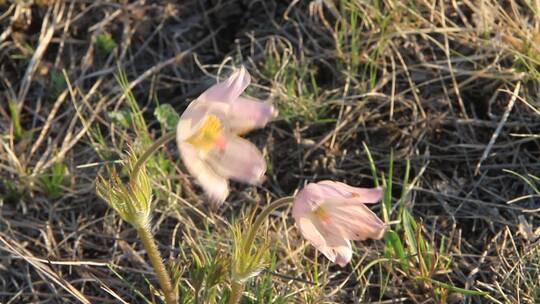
[230,220,268,284]
[95,150,152,228]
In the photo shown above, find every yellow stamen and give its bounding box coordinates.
[312,206,331,223]
[185,114,224,152]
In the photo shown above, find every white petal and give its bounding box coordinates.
[178,143,229,204]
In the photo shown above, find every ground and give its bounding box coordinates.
[1,1,539,303]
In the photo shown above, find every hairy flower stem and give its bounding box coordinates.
[137,226,177,304]
[228,281,244,304]
[243,196,294,254]
[131,131,176,179]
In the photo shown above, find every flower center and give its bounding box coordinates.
[185,114,227,152]
[312,206,331,224]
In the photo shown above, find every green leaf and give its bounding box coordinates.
[384,230,408,271]
[416,277,488,296]
[154,104,180,131]
[108,110,132,128]
[402,209,418,261]
[115,67,150,144]
[8,100,23,140]
[50,69,66,98]
[396,159,410,231]
[504,169,540,196]
[363,142,379,187]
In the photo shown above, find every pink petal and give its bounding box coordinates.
[296,216,327,249]
[200,66,251,103]
[205,135,266,184]
[324,198,385,240]
[228,97,277,134]
[318,181,383,204]
[292,183,326,219]
[177,142,229,204]
[310,217,355,266]
[297,216,349,265]
[298,216,353,266]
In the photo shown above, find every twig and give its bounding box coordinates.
[475,82,521,175]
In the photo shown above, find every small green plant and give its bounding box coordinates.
[39,161,68,199]
[96,32,117,55]
[8,100,23,141]
[1,180,24,204]
[49,69,67,98]
[260,40,329,123]
[10,42,34,62]
[335,0,392,89]
[154,103,180,131]
[363,145,487,302]
[185,245,228,304]
[108,109,132,129]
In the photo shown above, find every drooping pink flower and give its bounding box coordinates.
[176,66,277,204]
[292,181,385,266]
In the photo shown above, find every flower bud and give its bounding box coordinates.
[96,151,152,228]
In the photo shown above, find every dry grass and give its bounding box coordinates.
[1,0,539,303]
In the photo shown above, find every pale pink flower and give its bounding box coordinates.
[292,181,385,266]
[176,67,277,204]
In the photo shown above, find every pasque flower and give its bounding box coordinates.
[176,66,276,204]
[292,181,385,266]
